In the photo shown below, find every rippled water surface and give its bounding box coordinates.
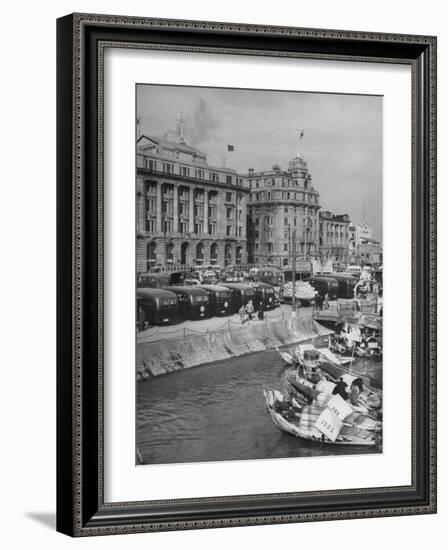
[136,350,382,465]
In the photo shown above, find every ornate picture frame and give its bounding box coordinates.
[56,13,437,536]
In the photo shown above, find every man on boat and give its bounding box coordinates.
[348,378,382,415]
[332,378,350,400]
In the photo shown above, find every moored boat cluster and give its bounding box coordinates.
[264,340,382,447]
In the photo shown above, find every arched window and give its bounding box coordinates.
[210,242,218,265]
[235,245,242,265]
[196,242,204,265]
[181,242,189,266]
[147,241,157,270]
[224,243,232,266]
[166,242,174,264]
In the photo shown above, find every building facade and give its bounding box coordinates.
[348,221,382,264]
[246,156,321,268]
[357,237,383,265]
[319,211,351,262]
[136,135,249,273]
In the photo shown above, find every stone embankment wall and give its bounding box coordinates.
[137,318,332,380]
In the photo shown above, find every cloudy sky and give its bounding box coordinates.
[137,84,382,241]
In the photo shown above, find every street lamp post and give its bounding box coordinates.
[291,226,297,316]
[162,184,167,272]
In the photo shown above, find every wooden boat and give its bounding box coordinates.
[295,342,382,391]
[316,347,352,366]
[283,348,382,418]
[263,389,381,446]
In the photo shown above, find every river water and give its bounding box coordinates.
[136,350,382,465]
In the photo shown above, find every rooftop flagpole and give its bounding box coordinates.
[296,128,304,157]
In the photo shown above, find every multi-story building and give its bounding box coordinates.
[319,211,351,262]
[136,133,249,273]
[348,221,382,264]
[357,237,383,265]
[246,156,321,268]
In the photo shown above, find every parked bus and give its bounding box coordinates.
[137,288,179,325]
[197,284,233,316]
[305,277,339,301]
[220,283,256,312]
[254,267,284,287]
[137,272,169,289]
[320,274,356,299]
[168,271,189,285]
[162,286,210,320]
[251,282,278,310]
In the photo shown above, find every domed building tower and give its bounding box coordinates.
[246,137,320,269]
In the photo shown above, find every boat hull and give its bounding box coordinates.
[264,390,380,447]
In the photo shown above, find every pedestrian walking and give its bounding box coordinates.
[245,299,254,321]
[239,304,247,325]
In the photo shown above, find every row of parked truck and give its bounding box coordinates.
[137,282,278,327]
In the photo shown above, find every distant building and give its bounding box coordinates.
[348,221,382,265]
[357,237,382,265]
[136,130,249,272]
[246,156,321,268]
[319,211,351,263]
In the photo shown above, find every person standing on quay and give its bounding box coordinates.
[245,299,254,321]
[239,304,247,325]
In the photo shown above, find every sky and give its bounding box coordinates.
[137,84,383,241]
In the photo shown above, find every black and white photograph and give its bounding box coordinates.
[135,84,383,465]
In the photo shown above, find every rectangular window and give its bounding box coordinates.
[284,218,288,225]
[226,175,232,185]
[146,197,156,213]
[225,192,232,202]
[144,159,157,171]
[284,243,288,251]
[226,207,232,219]
[145,181,157,195]
[145,218,156,232]
[226,225,232,236]
[194,203,203,218]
